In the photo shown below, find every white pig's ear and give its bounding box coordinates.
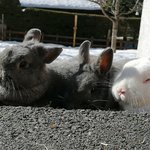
[23,28,42,43]
[79,40,91,65]
[96,47,113,74]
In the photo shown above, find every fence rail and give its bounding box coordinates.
[3,30,137,49]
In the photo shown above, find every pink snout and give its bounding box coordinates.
[117,87,126,101]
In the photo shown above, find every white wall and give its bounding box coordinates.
[137,0,150,57]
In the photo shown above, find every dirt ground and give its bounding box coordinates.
[0,106,150,150]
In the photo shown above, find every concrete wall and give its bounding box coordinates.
[137,0,150,57]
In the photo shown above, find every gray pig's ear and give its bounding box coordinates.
[79,40,91,65]
[32,44,63,63]
[23,28,42,43]
[43,47,63,63]
[96,47,113,74]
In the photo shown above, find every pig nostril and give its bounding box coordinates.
[117,88,126,95]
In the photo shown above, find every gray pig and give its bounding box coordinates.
[0,28,121,110]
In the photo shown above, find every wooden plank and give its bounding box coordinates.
[25,8,141,20]
[73,15,78,47]
[5,30,137,49]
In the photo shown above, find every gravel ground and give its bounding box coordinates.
[0,106,150,150]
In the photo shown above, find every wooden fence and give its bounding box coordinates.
[4,30,137,49]
[6,30,110,47]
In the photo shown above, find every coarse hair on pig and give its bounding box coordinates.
[112,57,150,111]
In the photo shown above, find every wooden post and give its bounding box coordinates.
[138,0,150,57]
[1,14,4,40]
[73,15,78,47]
[106,29,111,47]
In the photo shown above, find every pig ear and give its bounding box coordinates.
[79,40,91,65]
[43,47,63,63]
[32,44,63,63]
[23,28,42,43]
[96,47,113,74]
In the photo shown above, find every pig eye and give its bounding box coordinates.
[19,61,30,69]
[143,78,150,83]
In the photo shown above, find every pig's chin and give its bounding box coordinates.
[0,81,49,105]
